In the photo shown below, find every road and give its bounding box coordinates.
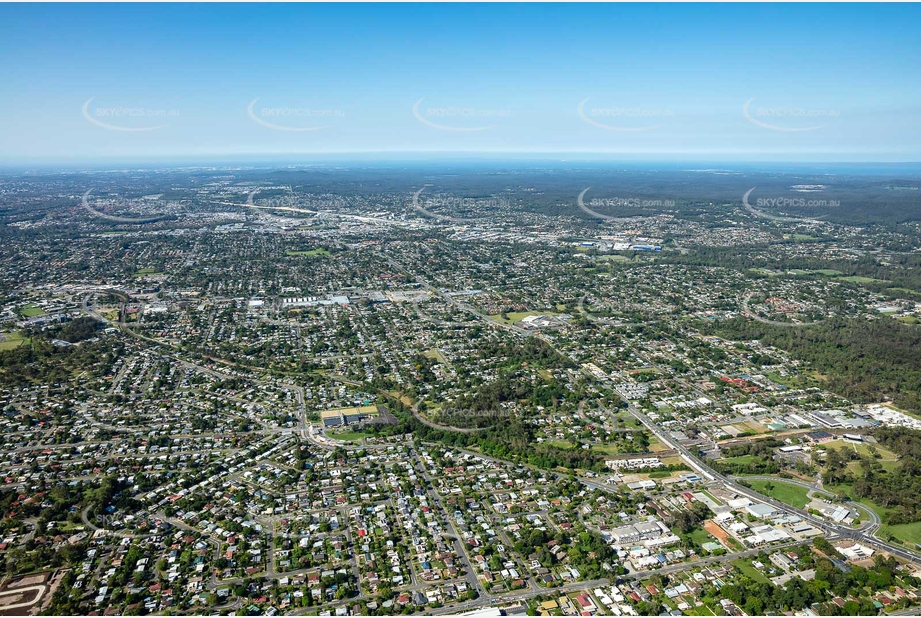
[741,187,825,225]
[577,295,642,328]
[411,448,487,602]
[740,292,823,327]
[616,389,920,565]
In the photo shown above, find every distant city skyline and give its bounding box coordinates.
[1,3,919,163]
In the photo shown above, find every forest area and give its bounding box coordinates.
[825,427,921,526]
[0,317,112,387]
[703,316,921,412]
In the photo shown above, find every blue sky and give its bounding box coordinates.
[0,3,919,163]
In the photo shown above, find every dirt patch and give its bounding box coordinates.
[0,593,27,607]
[0,570,51,615]
[7,574,46,588]
[0,588,43,609]
[703,519,732,547]
[38,570,67,614]
[0,586,42,614]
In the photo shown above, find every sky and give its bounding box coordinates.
[0,2,919,164]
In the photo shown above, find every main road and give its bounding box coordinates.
[614,387,920,565]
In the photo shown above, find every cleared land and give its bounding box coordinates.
[0,333,28,351]
[329,430,374,442]
[732,558,771,584]
[133,267,164,276]
[19,306,45,317]
[422,348,448,364]
[285,248,330,256]
[746,479,811,509]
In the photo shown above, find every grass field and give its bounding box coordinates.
[19,305,45,317]
[746,479,811,509]
[719,454,755,465]
[683,605,716,616]
[839,275,887,284]
[818,439,900,464]
[598,254,632,262]
[133,267,165,276]
[742,419,769,433]
[732,559,771,584]
[285,248,330,256]
[748,268,782,277]
[687,527,713,547]
[99,308,120,321]
[591,443,630,455]
[423,348,448,364]
[0,332,29,351]
[329,430,373,442]
[700,490,722,506]
[844,457,899,475]
[765,370,810,389]
[888,287,921,297]
[880,521,921,548]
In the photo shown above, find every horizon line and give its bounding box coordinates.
[3,151,921,169]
